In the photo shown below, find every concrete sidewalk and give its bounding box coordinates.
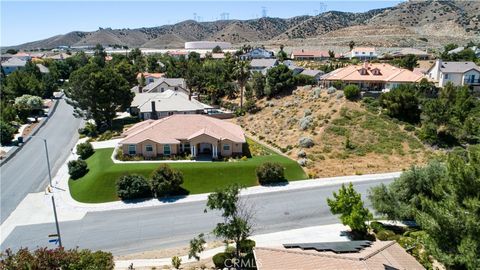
[114,223,349,269]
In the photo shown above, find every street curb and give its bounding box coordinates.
[57,170,401,212]
[0,95,63,166]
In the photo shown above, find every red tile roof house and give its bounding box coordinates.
[119,115,245,159]
[321,62,424,91]
[253,241,425,270]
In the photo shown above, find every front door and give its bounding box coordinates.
[199,143,212,154]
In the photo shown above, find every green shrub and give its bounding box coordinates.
[212,252,232,269]
[370,221,385,233]
[171,256,182,269]
[0,121,16,145]
[256,162,285,185]
[376,229,396,241]
[78,122,98,137]
[403,124,416,132]
[238,239,256,254]
[343,85,361,101]
[0,247,114,269]
[76,142,94,159]
[68,159,88,179]
[116,174,152,200]
[151,164,184,197]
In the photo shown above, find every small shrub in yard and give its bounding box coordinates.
[68,159,88,179]
[151,164,184,197]
[212,252,232,269]
[343,85,361,101]
[76,142,94,159]
[376,230,396,241]
[256,162,285,185]
[298,136,314,148]
[116,174,151,200]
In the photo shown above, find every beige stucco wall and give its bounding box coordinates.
[122,140,179,157]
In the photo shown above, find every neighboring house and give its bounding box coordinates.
[448,46,480,58]
[427,59,480,88]
[1,53,14,61]
[1,58,27,75]
[36,64,50,74]
[240,48,274,60]
[167,50,188,58]
[250,59,278,74]
[300,69,325,84]
[119,114,246,158]
[388,48,430,60]
[253,240,424,270]
[46,53,71,61]
[12,52,31,61]
[290,50,335,61]
[129,89,211,120]
[349,47,377,60]
[131,77,189,95]
[321,62,424,91]
[136,72,164,85]
[283,60,304,75]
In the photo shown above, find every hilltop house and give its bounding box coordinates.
[387,48,431,60]
[131,77,189,95]
[427,59,480,88]
[321,62,424,91]
[349,47,377,60]
[129,90,211,120]
[240,48,274,60]
[119,114,245,159]
[250,59,278,74]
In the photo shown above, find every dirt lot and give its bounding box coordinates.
[235,86,433,178]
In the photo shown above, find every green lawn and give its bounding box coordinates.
[68,145,307,203]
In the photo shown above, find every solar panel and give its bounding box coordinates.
[283,240,372,253]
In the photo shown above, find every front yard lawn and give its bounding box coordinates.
[69,145,307,203]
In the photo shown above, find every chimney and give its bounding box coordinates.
[151,101,158,119]
[188,92,192,101]
[138,85,143,93]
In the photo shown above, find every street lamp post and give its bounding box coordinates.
[30,136,62,247]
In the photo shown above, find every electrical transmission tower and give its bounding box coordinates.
[220,12,229,20]
[261,6,267,18]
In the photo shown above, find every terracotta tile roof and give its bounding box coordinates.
[120,115,245,145]
[322,63,424,83]
[254,241,424,270]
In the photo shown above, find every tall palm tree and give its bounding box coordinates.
[233,61,251,110]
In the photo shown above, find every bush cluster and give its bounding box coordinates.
[115,164,184,200]
[298,136,314,148]
[68,159,88,179]
[0,247,114,269]
[256,162,285,185]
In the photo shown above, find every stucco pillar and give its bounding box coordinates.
[191,145,195,157]
[212,145,217,158]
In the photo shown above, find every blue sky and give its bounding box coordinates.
[1,1,403,46]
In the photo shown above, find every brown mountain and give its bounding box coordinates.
[8,0,480,50]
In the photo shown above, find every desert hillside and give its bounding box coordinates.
[9,0,480,50]
[235,87,432,177]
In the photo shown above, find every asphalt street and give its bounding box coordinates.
[1,178,394,255]
[0,99,83,223]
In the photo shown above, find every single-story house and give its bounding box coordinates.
[136,72,164,85]
[250,59,278,74]
[131,77,189,95]
[300,69,325,84]
[387,48,430,60]
[240,48,274,60]
[427,59,480,88]
[253,240,424,270]
[321,62,424,91]
[129,89,211,120]
[290,49,340,60]
[349,47,377,60]
[1,58,27,75]
[119,114,246,158]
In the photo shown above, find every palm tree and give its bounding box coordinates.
[233,61,251,110]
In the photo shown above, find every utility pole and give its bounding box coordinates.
[43,139,52,187]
